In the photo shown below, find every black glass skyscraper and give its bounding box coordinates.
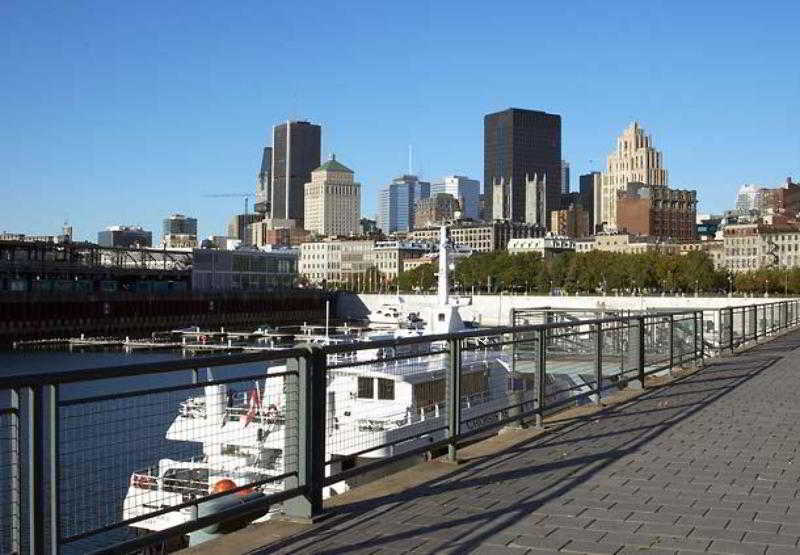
[484,108,561,227]
[271,120,321,227]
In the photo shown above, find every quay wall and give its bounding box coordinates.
[0,289,331,344]
[336,292,796,326]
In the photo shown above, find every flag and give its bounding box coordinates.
[243,388,261,427]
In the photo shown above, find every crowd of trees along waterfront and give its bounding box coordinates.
[376,251,800,296]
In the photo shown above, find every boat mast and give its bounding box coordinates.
[437,225,449,306]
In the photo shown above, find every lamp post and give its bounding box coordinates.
[695,279,699,298]
[765,278,770,298]
[728,274,733,298]
[549,279,554,296]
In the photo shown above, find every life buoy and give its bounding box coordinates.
[212,479,236,493]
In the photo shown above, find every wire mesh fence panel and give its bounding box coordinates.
[460,330,524,432]
[672,313,697,367]
[544,322,599,409]
[325,338,450,481]
[643,316,671,372]
[58,366,295,551]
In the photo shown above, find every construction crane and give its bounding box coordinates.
[203,193,255,215]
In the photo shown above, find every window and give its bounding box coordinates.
[377,379,395,400]
[357,377,374,399]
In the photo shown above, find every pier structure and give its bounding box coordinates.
[1,300,799,553]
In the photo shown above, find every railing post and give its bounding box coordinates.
[31,384,58,555]
[447,337,462,462]
[741,307,746,347]
[535,328,546,429]
[283,348,326,521]
[728,307,734,352]
[668,315,674,372]
[699,310,705,363]
[638,316,645,388]
[594,322,602,406]
[9,389,20,555]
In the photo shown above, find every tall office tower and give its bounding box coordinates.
[561,160,570,194]
[579,172,601,233]
[431,175,480,220]
[598,121,668,230]
[376,175,430,233]
[484,108,562,228]
[304,155,361,237]
[271,121,321,227]
[524,174,547,227]
[255,146,272,214]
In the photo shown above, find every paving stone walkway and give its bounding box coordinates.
[258,332,800,554]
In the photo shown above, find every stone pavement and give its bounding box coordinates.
[219,332,800,554]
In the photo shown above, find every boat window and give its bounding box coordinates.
[377,378,395,400]
[358,377,374,399]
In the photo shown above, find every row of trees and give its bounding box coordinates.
[396,250,800,296]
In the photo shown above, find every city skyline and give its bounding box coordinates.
[2,2,798,241]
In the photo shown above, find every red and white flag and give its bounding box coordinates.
[243,387,261,427]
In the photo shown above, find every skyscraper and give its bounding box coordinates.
[598,122,668,229]
[431,176,480,220]
[579,171,601,232]
[271,121,321,227]
[303,154,361,237]
[255,146,272,214]
[484,108,562,228]
[376,175,430,233]
[561,160,570,194]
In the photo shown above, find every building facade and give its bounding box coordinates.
[270,120,321,227]
[298,240,375,285]
[303,155,361,237]
[162,214,198,249]
[227,214,262,246]
[250,218,310,248]
[508,236,575,257]
[430,175,480,220]
[723,223,800,272]
[484,108,562,227]
[408,220,543,252]
[191,248,297,290]
[598,122,668,229]
[413,193,460,228]
[615,183,697,241]
[97,226,152,248]
[376,175,430,233]
[550,204,591,238]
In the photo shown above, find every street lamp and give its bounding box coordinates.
[765,278,770,298]
[728,274,733,297]
[695,279,699,298]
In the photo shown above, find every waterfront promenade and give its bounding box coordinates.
[189,330,800,554]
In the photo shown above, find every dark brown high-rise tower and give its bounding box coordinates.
[271,120,321,227]
[484,108,561,228]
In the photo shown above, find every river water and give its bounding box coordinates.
[0,347,278,553]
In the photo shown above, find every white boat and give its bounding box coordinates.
[121,227,588,542]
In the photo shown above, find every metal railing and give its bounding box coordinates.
[0,300,798,554]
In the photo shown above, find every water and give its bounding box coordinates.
[0,347,279,553]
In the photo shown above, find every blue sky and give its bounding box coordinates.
[2,1,799,241]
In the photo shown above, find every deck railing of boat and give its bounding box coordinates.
[1,301,798,554]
